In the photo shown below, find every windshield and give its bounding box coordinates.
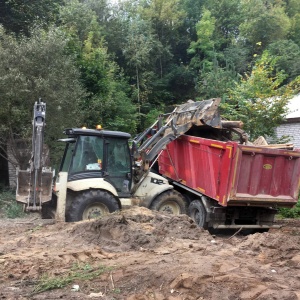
[69,136,104,174]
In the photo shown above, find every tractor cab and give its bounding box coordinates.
[59,128,132,197]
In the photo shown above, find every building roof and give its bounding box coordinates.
[286,94,300,119]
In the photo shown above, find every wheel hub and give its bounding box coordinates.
[82,204,109,220]
[159,201,180,215]
[194,210,201,225]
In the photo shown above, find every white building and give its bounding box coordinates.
[276,94,300,149]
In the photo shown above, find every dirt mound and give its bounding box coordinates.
[237,231,300,265]
[71,207,209,251]
[1,209,300,299]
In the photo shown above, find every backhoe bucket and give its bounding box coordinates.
[16,168,53,211]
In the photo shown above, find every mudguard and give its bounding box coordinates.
[66,178,118,197]
[133,171,173,208]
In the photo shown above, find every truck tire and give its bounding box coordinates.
[150,190,187,215]
[66,190,120,222]
[189,200,207,229]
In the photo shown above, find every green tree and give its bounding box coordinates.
[267,40,300,82]
[188,8,216,69]
[289,13,300,46]
[225,51,290,139]
[139,0,186,77]
[202,0,243,50]
[223,42,250,74]
[285,0,300,16]
[196,61,239,99]
[0,26,86,167]
[79,33,137,133]
[59,0,103,52]
[239,0,291,48]
[187,9,239,100]
[0,0,62,36]
[123,18,162,121]
[59,0,137,133]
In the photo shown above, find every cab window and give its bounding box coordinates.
[107,138,131,174]
[69,136,103,173]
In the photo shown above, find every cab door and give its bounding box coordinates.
[104,137,132,196]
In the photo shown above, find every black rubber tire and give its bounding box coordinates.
[41,194,57,219]
[66,190,120,222]
[41,203,56,219]
[150,190,187,215]
[188,200,208,229]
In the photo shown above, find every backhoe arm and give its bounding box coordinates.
[16,100,53,211]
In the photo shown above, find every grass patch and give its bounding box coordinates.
[32,263,112,295]
[0,188,25,218]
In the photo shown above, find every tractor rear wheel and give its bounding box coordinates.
[150,190,187,215]
[66,190,119,222]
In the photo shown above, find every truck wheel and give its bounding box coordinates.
[150,190,187,215]
[189,200,207,229]
[66,190,120,222]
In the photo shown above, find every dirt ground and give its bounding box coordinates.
[0,207,299,300]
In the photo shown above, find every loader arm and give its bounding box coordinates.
[131,98,222,186]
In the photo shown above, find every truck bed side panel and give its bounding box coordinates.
[158,136,235,206]
[158,135,300,208]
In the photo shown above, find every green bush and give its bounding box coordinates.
[0,188,25,218]
[278,199,300,219]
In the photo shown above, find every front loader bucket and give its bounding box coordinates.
[16,169,53,210]
[132,98,223,185]
[166,98,222,132]
[137,98,222,161]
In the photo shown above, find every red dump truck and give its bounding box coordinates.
[158,132,300,231]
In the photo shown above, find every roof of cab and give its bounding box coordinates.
[64,128,131,139]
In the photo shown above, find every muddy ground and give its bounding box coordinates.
[0,207,299,300]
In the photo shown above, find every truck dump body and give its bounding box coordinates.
[158,135,300,208]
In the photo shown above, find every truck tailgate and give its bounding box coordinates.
[158,135,300,207]
[230,145,300,207]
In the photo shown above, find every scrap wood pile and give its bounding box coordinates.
[188,116,294,150]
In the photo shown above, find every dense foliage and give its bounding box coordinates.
[278,197,300,219]
[0,0,300,167]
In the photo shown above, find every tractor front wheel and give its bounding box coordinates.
[66,190,119,222]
